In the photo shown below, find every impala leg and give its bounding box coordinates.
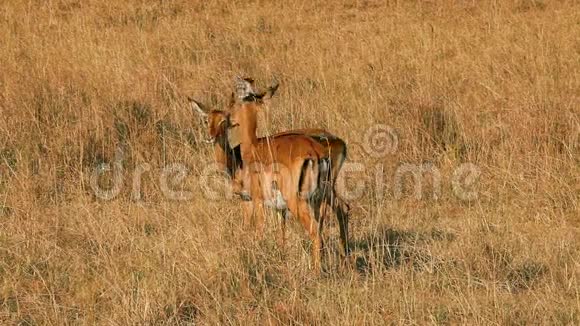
[295,199,323,273]
[333,194,351,259]
[246,167,266,238]
[317,203,326,271]
[329,161,351,260]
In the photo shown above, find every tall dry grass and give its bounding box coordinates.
[0,0,579,324]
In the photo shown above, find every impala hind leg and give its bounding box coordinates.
[316,203,326,271]
[333,194,351,259]
[295,199,323,273]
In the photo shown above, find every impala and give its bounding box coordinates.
[189,78,350,270]
[231,77,331,271]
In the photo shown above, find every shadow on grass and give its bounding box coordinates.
[351,226,455,274]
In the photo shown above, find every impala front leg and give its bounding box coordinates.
[296,199,323,274]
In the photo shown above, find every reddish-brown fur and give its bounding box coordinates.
[231,94,330,271]
[189,79,351,270]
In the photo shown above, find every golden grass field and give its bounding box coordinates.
[1,0,579,324]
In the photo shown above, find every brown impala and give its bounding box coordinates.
[189,77,350,271]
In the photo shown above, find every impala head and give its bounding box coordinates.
[233,76,279,104]
[228,76,279,141]
[188,97,230,144]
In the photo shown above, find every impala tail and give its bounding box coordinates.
[304,133,347,181]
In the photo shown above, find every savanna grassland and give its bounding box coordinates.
[0,0,579,324]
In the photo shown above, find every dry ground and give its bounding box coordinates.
[0,0,579,324]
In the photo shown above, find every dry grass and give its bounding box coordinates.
[1,0,579,324]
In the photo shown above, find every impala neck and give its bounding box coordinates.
[236,102,259,161]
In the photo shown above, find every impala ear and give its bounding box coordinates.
[234,76,279,103]
[262,78,279,100]
[188,97,209,118]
